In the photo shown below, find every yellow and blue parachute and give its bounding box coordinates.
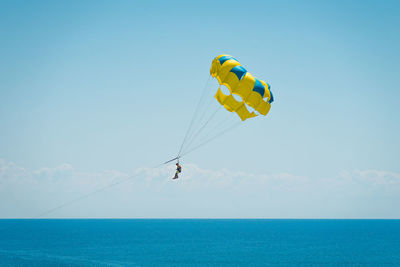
[171,54,275,160]
[210,54,274,121]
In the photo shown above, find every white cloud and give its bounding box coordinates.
[0,159,399,218]
[341,169,400,185]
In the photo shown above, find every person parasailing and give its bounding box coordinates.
[173,162,182,179]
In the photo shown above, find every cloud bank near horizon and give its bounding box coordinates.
[0,159,399,219]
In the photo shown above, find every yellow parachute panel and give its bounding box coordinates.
[214,88,257,121]
[231,72,255,101]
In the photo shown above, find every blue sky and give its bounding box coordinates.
[0,0,399,218]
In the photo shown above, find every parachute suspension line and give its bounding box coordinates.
[180,86,217,154]
[181,112,238,156]
[180,105,222,155]
[177,75,211,157]
[183,114,237,154]
[180,120,243,157]
[183,103,221,150]
[181,110,233,156]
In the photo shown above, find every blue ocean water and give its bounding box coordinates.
[0,219,399,266]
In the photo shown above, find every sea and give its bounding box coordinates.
[0,219,399,266]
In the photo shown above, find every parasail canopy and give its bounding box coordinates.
[210,55,274,121]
